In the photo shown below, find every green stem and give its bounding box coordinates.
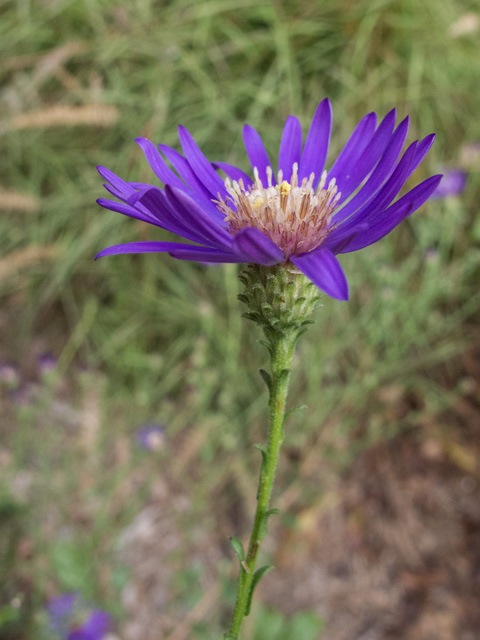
[224,330,297,640]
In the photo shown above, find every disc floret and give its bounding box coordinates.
[216,163,342,258]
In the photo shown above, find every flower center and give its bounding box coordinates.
[215,163,341,258]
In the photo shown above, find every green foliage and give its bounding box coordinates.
[252,605,324,640]
[50,540,97,596]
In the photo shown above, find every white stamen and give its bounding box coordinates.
[215,163,341,258]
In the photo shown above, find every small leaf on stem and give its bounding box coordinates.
[258,507,280,540]
[229,536,245,563]
[259,369,272,391]
[285,404,307,420]
[253,443,267,464]
[245,565,274,616]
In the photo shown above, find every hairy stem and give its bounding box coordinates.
[224,330,297,640]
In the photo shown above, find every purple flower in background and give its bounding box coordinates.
[37,352,58,373]
[137,423,166,451]
[431,169,467,199]
[96,99,441,300]
[47,593,111,640]
[0,361,20,388]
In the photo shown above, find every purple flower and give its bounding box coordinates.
[431,169,467,199]
[37,352,58,373]
[96,99,441,301]
[0,361,20,388]
[47,593,111,640]
[137,423,166,451]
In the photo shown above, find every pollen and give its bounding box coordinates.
[215,163,341,259]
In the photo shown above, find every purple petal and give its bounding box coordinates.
[334,109,396,203]
[178,125,228,199]
[135,137,186,190]
[158,144,225,223]
[95,241,209,259]
[278,115,302,181]
[168,247,245,263]
[158,144,214,199]
[212,162,253,189]
[164,186,233,249]
[131,187,227,248]
[97,198,163,226]
[97,166,136,200]
[332,116,410,224]
[340,174,442,253]
[327,111,377,187]
[68,610,111,640]
[243,124,274,186]
[335,137,418,233]
[413,133,435,169]
[232,227,284,265]
[323,222,369,254]
[298,98,332,184]
[47,594,76,619]
[291,249,349,300]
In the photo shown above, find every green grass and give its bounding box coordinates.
[1,0,479,637]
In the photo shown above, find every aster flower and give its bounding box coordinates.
[136,422,166,451]
[431,169,467,199]
[96,99,441,301]
[0,361,20,388]
[47,593,111,640]
[37,352,58,373]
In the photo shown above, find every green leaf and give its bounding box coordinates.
[253,443,267,464]
[258,340,274,355]
[295,327,310,339]
[258,508,279,540]
[245,565,274,616]
[259,369,272,391]
[229,536,245,564]
[288,611,325,638]
[0,604,20,627]
[242,312,259,322]
[284,404,307,420]
[51,540,94,595]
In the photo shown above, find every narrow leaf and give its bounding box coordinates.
[258,339,273,356]
[245,565,274,616]
[285,404,307,420]
[253,443,267,465]
[229,536,245,563]
[258,507,280,540]
[259,369,272,391]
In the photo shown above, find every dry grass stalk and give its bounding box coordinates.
[11,103,118,130]
[2,41,85,73]
[0,245,61,282]
[0,189,39,213]
[32,41,86,85]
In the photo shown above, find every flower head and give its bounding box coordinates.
[431,169,467,199]
[136,423,166,451]
[37,352,58,373]
[96,99,441,300]
[47,593,111,640]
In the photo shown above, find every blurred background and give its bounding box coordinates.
[1,1,479,638]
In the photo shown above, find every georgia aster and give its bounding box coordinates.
[96,99,441,300]
[47,593,111,640]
